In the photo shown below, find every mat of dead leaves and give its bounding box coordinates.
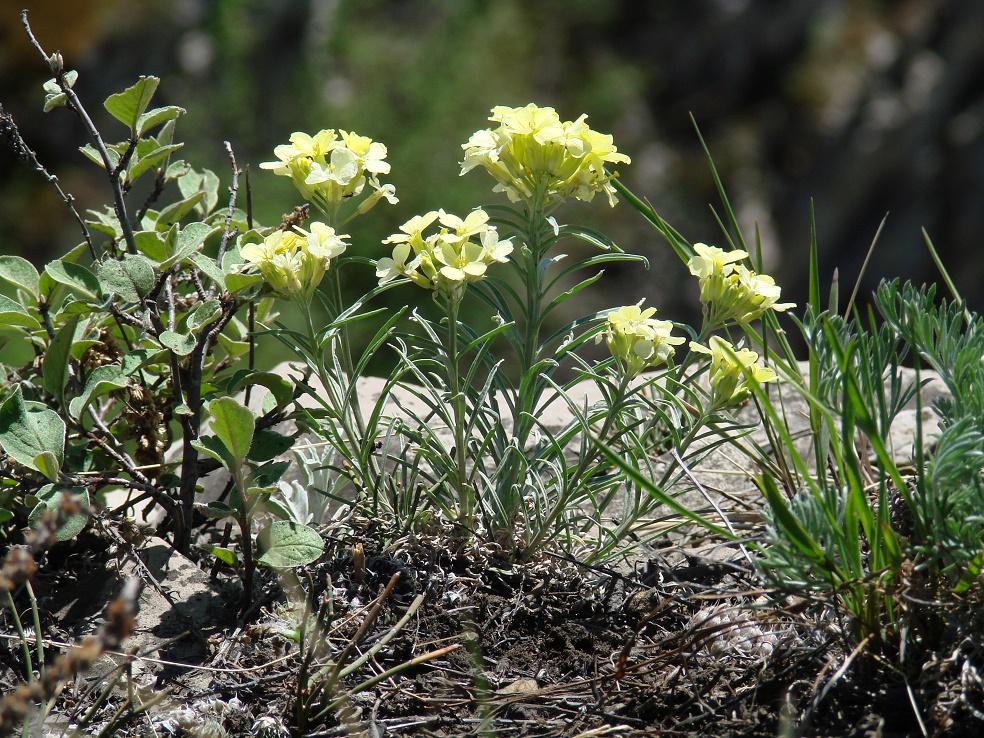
[4,507,984,738]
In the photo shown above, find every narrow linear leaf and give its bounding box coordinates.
[953,549,984,595]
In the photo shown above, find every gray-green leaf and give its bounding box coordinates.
[104,76,160,131]
[42,314,82,408]
[96,254,156,303]
[160,222,214,271]
[0,293,41,330]
[0,255,40,299]
[255,521,324,568]
[136,105,185,137]
[0,388,66,478]
[68,364,127,420]
[45,259,101,301]
[29,486,90,541]
[207,397,255,468]
[159,330,196,356]
[186,299,221,334]
[155,191,206,230]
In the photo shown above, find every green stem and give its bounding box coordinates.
[5,590,33,682]
[656,413,709,491]
[445,295,473,530]
[495,204,550,527]
[232,466,254,611]
[522,371,632,559]
[514,206,547,445]
[25,582,44,680]
[301,295,365,482]
[323,265,366,434]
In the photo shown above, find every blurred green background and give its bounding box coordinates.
[4,0,984,370]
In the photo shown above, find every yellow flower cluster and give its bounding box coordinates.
[260,129,397,219]
[690,336,778,408]
[240,222,347,299]
[460,103,630,208]
[376,209,513,300]
[687,244,794,325]
[601,304,683,378]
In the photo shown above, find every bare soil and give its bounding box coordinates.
[4,514,984,738]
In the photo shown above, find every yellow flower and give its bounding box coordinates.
[240,221,348,299]
[687,244,794,325]
[260,128,397,219]
[460,103,630,208]
[689,337,778,408]
[718,267,796,324]
[601,304,683,378]
[687,244,747,304]
[377,208,512,299]
[375,242,425,287]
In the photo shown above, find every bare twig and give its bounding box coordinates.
[0,104,97,260]
[21,10,137,256]
[217,140,241,267]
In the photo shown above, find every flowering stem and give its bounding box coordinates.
[300,295,365,484]
[322,265,366,435]
[522,371,632,560]
[445,295,474,531]
[497,204,550,512]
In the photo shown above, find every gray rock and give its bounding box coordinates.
[37,535,230,694]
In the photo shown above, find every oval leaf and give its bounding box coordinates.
[45,260,101,301]
[43,314,82,408]
[207,397,255,467]
[68,365,127,420]
[228,370,294,409]
[96,255,155,303]
[200,544,238,567]
[104,76,160,131]
[0,293,41,330]
[159,330,196,356]
[0,256,40,299]
[29,486,90,541]
[255,521,324,568]
[136,106,185,137]
[187,299,221,334]
[0,388,66,475]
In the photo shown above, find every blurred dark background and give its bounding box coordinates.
[4,0,984,368]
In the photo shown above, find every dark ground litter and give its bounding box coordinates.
[3,521,984,737]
